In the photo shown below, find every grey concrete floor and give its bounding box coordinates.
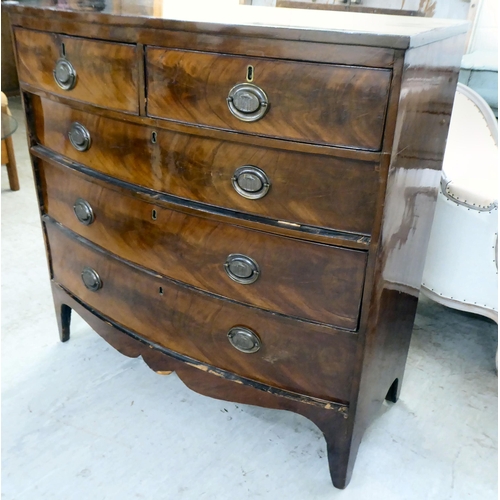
[2,97,498,499]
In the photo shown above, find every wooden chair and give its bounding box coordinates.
[1,91,20,191]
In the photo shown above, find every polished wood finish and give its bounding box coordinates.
[146,48,392,150]
[40,159,367,329]
[14,28,139,113]
[9,15,397,69]
[51,279,353,486]
[6,2,468,49]
[47,220,358,403]
[32,96,380,235]
[32,144,372,251]
[7,1,467,490]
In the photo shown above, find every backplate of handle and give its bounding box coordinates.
[224,254,260,285]
[53,58,77,90]
[73,198,95,225]
[81,267,102,292]
[227,83,269,122]
[227,326,261,353]
[68,122,91,151]
[232,165,271,200]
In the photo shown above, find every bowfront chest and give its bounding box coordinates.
[7,1,467,489]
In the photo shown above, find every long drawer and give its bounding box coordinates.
[146,48,392,150]
[14,28,139,113]
[46,220,358,403]
[32,96,380,235]
[40,160,367,330]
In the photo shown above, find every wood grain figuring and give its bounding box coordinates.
[52,279,355,488]
[46,221,358,403]
[6,3,469,49]
[25,87,383,162]
[146,48,392,150]
[9,15,396,68]
[7,3,467,490]
[40,160,367,329]
[32,96,380,235]
[14,28,139,113]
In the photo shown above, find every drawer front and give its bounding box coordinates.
[146,48,392,150]
[14,28,139,113]
[41,160,367,330]
[33,96,380,235]
[47,221,357,403]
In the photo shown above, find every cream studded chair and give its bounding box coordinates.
[421,83,498,359]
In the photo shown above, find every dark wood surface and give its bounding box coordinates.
[6,1,468,50]
[1,6,19,94]
[33,95,381,235]
[40,159,367,329]
[9,14,397,69]
[47,221,358,403]
[7,2,467,490]
[51,279,354,488]
[14,28,139,113]
[147,48,392,150]
[32,144,373,251]
[336,34,467,486]
[25,88,382,162]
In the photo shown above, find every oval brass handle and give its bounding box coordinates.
[224,254,260,285]
[68,122,91,151]
[53,58,77,90]
[232,166,271,200]
[81,267,102,292]
[227,83,269,122]
[227,326,261,353]
[73,198,95,225]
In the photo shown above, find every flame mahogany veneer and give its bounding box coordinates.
[7,1,467,489]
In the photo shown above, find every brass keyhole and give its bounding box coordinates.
[151,131,157,144]
[152,209,157,220]
[246,65,254,82]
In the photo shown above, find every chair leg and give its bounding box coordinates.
[4,136,19,191]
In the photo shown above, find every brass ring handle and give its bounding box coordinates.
[81,267,102,292]
[224,254,260,285]
[232,165,271,200]
[73,198,95,225]
[227,326,261,353]
[68,122,91,152]
[227,83,269,122]
[53,58,77,90]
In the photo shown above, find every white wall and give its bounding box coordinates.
[250,0,470,18]
[469,0,498,53]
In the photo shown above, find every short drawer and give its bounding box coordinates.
[46,220,358,403]
[40,160,367,330]
[146,48,392,150]
[14,28,139,113]
[33,96,380,235]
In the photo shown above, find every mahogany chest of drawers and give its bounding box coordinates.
[7,1,467,489]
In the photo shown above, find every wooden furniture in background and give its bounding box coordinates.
[7,1,467,489]
[1,92,19,191]
[1,4,19,94]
